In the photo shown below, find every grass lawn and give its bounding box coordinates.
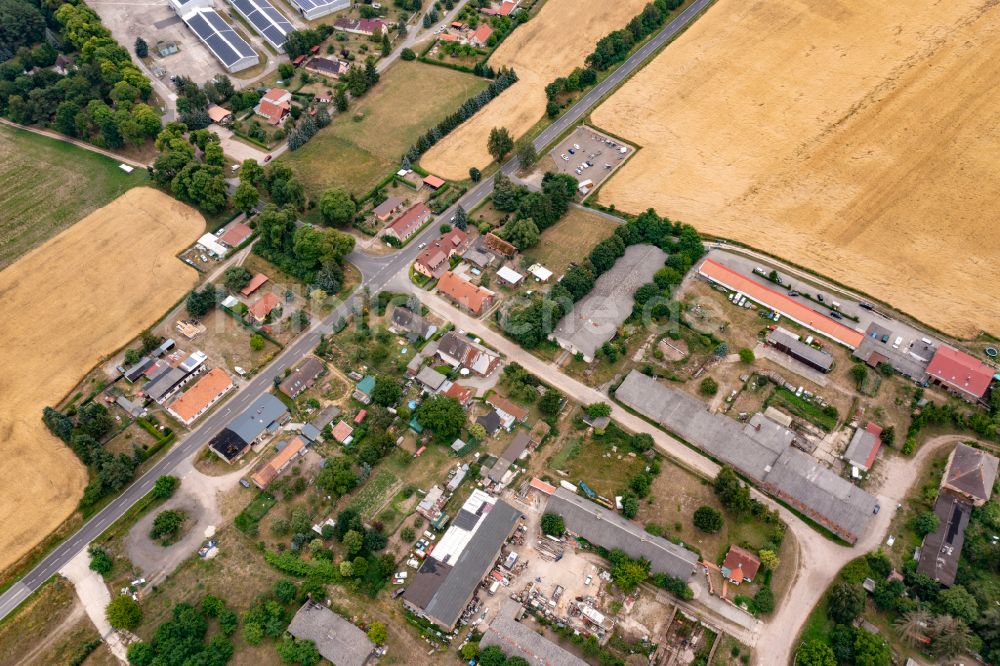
[546,429,647,499]
[282,61,488,197]
[523,206,620,276]
[0,124,149,270]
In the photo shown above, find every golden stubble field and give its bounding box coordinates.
[419,0,649,180]
[0,188,202,572]
[593,0,1000,338]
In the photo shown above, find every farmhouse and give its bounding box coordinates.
[403,490,522,630]
[288,0,348,20]
[333,17,387,36]
[249,292,281,322]
[552,245,667,362]
[436,331,501,376]
[917,444,997,586]
[372,196,404,222]
[698,259,864,350]
[167,367,234,426]
[766,327,834,374]
[925,346,994,403]
[843,422,883,472]
[546,487,700,580]
[209,393,290,462]
[469,24,494,47]
[481,607,587,666]
[287,600,375,666]
[255,88,292,125]
[240,272,269,296]
[389,306,437,340]
[721,545,761,585]
[414,229,470,279]
[436,271,495,315]
[251,436,307,489]
[305,57,350,79]
[279,356,325,398]
[382,203,432,243]
[615,370,879,543]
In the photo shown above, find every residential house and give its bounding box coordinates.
[287,600,375,666]
[382,203,432,243]
[218,222,252,247]
[331,420,354,444]
[436,271,495,315]
[352,375,376,404]
[254,88,292,125]
[240,273,269,296]
[207,104,234,125]
[251,436,307,489]
[721,545,761,585]
[249,292,281,323]
[305,56,349,79]
[209,393,290,462]
[333,17,386,36]
[414,229,470,279]
[436,331,501,376]
[476,410,503,437]
[486,395,528,431]
[925,345,994,403]
[843,421,883,472]
[469,24,493,47]
[389,306,437,341]
[279,357,325,398]
[941,443,999,506]
[372,196,404,223]
[443,382,475,407]
[167,367,234,426]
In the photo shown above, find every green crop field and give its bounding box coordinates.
[281,61,488,197]
[0,125,148,270]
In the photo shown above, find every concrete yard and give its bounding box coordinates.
[545,126,634,199]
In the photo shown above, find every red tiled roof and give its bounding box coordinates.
[471,24,493,44]
[530,477,556,495]
[385,203,432,240]
[218,222,252,247]
[862,422,883,469]
[240,273,269,296]
[257,99,289,125]
[249,292,280,320]
[926,346,993,399]
[498,0,519,15]
[437,271,494,314]
[699,259,864,349]
[438,33,460,42]
[722,545,761,582]
[167,368,233,423]
[251,436,306,488]
[332,421,353,442]
[444,382,474,403]
[415,230,468,274]
[488,395,528,421]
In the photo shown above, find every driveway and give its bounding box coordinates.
[212,125,270,165]
[59,550,129,661]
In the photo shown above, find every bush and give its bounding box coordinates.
[400,47,416,60]
[910,510,940,537]
[540,513,565,536]
[738,348,755,364]
[753,586,774,614]
[692,506,722,533]
[106,595,142,630]
[151,475,179,499]
[88,546,113,575]
[150,509,186,543]
[699,377,719,396]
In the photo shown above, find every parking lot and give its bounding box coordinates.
[547,125,634,198]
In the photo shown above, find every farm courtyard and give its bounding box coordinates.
[592,0,1000,339]
[281,61,488,197]
[0,187,203,574]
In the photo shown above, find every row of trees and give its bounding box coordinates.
[0,0,161,149]
[585,0,684,71]
[402,67,518,163]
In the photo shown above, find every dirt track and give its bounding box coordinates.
[593,0,1000,338]
[0,188,202,573]
[419,0,648,180]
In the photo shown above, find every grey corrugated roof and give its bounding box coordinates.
[144,367,188,402]
[279,357,324,398]
[615,370,878,542]
[481,612,588,666]
[488,431,531,483]
[843,427,879,470]
[228,393,288,443]
[416,366,447,391]
[552,245,667,360]
[767,329,834,371]
[310,405,341,430]
[420,500,520,629]
[917,491,971,586]
[287,600,374,666]
[300,424,321,441]
[403,557,452,611]
[547,488,699,580]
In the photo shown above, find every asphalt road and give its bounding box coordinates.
[0,0,716,622]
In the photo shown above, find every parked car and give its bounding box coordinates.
[829,311,843,319]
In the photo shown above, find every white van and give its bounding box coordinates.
[893,336,903,349]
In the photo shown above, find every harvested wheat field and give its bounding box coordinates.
[593,0,1000,338]
[0,188,202,572]
[420,0,648,180]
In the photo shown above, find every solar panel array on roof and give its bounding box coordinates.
[226,0,293,51]
[289,0,349,20]
[185,9,258,72]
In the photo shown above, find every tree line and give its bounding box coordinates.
[0,0,160,149]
